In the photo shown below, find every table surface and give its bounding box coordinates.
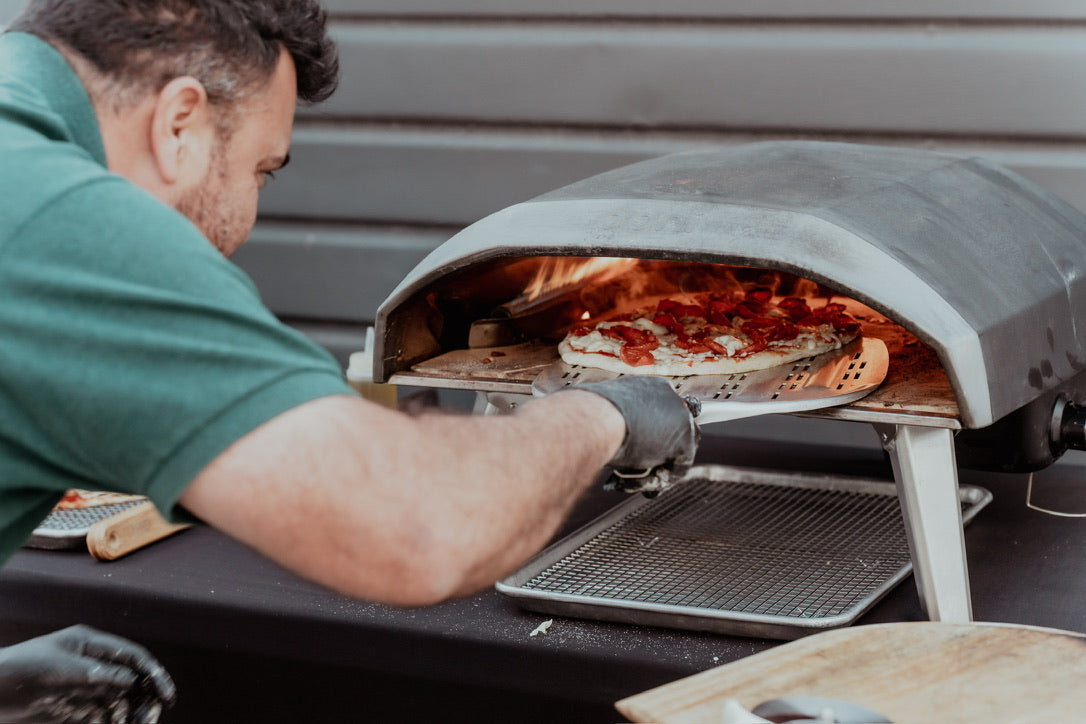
[1,434,1084,723]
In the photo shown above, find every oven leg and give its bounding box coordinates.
[475,391,531,416]
[876,424,973,622]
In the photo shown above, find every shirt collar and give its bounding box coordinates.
[0,31,108,167]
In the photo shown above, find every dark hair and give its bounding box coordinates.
[10,0,339,110]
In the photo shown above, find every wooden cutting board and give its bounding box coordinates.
[616,622,1086,724]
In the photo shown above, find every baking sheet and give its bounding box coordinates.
[497,464,991,639]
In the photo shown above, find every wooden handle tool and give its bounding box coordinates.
[86,502,192,561]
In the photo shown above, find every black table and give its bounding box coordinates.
[1,435,1084,723]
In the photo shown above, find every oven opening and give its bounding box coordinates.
[472,256,874,346]
[382,255,957,424]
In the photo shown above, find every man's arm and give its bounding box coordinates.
[179,390,627,607]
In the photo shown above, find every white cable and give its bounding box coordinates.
[1025,472,1086,518]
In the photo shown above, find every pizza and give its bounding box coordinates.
[54,489,146,510]
[558,289,862,376]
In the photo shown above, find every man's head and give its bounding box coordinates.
[10,0,339,255]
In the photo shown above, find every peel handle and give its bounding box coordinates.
[86,502,192,561]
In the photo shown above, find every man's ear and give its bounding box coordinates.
[148,76,214,185]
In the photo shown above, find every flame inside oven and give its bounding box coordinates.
[457,256,874,354]
[509,257,843,329]
[521,257,640,304]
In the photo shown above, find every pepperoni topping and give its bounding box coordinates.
[706,299,736,326]
[741,316,798,343]
[777,297,812,320]
[734,339,769,357]
[673,334,709,354]
[652,312,685,335]
[797,303,860,334]
[703,338,729,355]
[733,300,765,318]
[657,299,706,319]
[745,288,774,304]
[620,346,657,366]
[601,324,659,348]
[826,314,861,335]
[668,328,732,356]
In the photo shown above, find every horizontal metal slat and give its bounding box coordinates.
[0,0,24,24]
[259,127,1086,224]
[318,23,1086,137]
[323,0,1086,20]
[233,222,453,322]
[257,126,679,225]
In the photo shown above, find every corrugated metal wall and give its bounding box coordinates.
[5,2,1086,362]
[242,2,1086,361]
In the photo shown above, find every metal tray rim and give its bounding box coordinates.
[497,464,991,639]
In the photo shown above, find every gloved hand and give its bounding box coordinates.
[571,376,701,495]
[0,625,176,723]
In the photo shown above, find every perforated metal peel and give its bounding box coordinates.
[26,501,146,550]
[533,337,888,425]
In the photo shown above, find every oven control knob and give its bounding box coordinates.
[1057,399,1086,452]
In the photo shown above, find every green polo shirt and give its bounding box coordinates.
[0,32,354,562]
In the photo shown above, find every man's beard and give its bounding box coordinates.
[174,154,248,257]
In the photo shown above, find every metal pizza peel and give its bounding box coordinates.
[532,337,888,425]
[26,496,191,559]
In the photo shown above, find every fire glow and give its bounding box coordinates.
[508,256,859,333]
[522,257,640,302]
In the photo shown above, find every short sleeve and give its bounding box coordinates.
[0,176,354,521]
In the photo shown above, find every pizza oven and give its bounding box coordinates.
[372,141,1086,629]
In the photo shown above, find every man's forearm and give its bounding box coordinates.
[411,390,627,598]
[180,391,626,606]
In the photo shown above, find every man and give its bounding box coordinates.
[0,0,699,719]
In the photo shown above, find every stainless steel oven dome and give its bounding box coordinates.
[376,141,1086,430]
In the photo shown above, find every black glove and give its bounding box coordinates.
[0,625,176,723]
[571,376,701,495]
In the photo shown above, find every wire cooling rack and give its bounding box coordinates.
[498,465,990,639]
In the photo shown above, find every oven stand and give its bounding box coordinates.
[875,423,972,622]
[476,392,975,623]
